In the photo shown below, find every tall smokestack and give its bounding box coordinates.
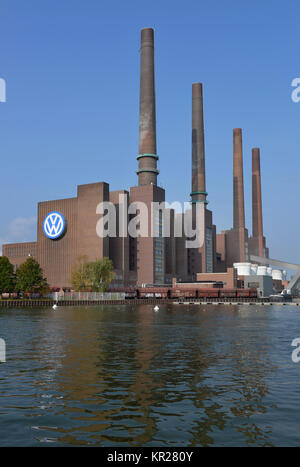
[252,148,264,255]
[191,83,207,204]
[233,128,245,229]
[137,28,159,186]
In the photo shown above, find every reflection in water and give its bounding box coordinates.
[208,308,277,446]
[226,315,276,447]
[0,304,299,446]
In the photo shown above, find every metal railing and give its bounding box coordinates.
[49,292,126,301]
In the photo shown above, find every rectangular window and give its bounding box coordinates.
[154,210,164,284]
[206,227,213,273]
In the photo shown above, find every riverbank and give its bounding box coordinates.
[0,298,296,307]
[0,298,170,307]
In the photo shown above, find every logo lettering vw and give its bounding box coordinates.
[43,211,66,239]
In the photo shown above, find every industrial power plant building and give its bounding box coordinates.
[2,28,270,289]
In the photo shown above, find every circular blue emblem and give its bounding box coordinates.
[43,211,66,240]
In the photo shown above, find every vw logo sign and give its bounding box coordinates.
[43,211,66,240]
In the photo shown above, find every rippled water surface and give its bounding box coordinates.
[0,304,300,446]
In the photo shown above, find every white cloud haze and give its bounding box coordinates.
[0,217,36,255]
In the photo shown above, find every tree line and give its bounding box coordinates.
[0,255,115,295]
[0,256,48,294]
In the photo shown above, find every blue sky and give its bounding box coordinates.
[0,0,299,265]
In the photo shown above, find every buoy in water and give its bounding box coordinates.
[154,305,159,312]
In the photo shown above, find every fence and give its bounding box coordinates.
[49,291,126,301]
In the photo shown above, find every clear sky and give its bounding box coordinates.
[0,0,299,266]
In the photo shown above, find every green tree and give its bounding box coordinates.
[16,257,48,293]
[71,256,115,292]
[88,257,115,292]
[0,256,15,293]
[71,256,90,291]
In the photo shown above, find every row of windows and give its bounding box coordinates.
[205,227,213,273]
[154,249,163,256]
[154,212,164,283]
